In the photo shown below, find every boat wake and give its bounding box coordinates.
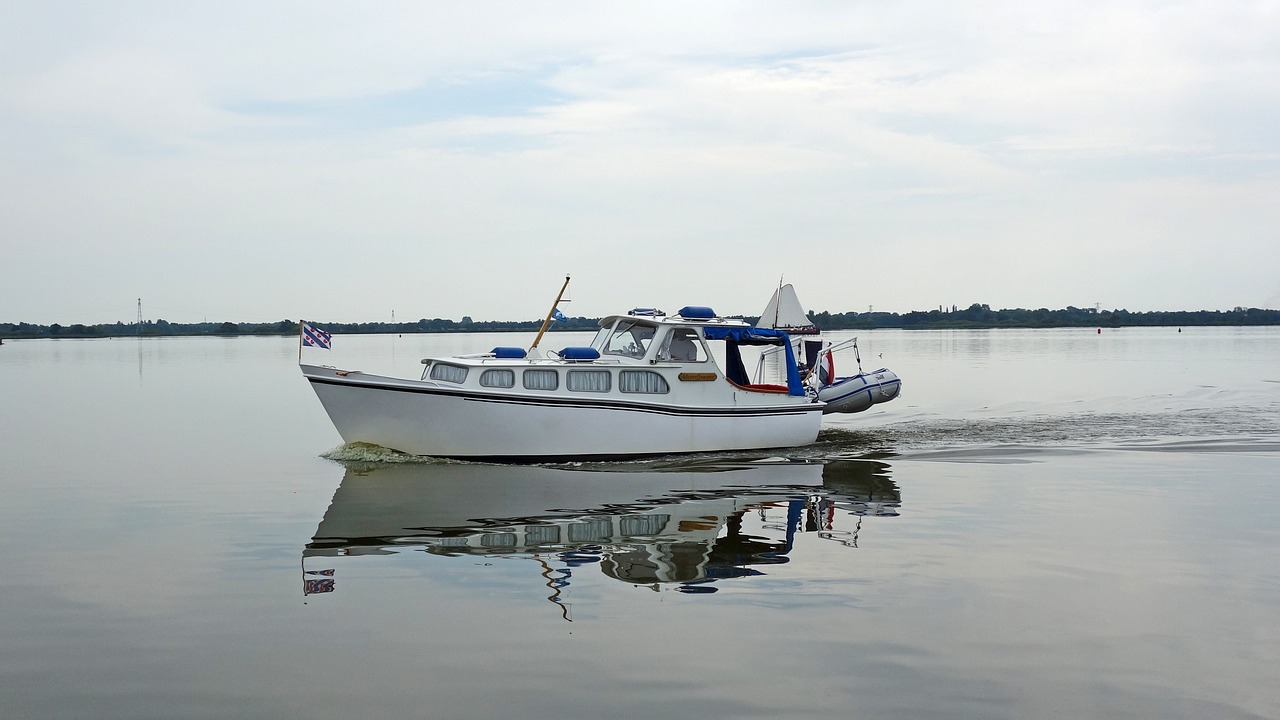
[322,442,441,465]
[808,404,1280,461]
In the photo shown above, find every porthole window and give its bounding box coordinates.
[479,369,515,388]
[523,369,559,391]
[429,363,468,383]
[567,370,611,392]
[619,370,670,394]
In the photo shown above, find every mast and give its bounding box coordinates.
[773,276,783,328]
[530,275,571,349]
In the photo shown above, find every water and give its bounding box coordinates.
[1,327,1278,719]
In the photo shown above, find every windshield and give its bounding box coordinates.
[590,326,610,349]
[600,320,656,359]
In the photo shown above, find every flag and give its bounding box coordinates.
[551,308,568,323]
[304,578,335,595]
[302,323,332,349]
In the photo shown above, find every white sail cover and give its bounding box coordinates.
[758,284,819,334]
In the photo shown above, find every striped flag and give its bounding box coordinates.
[302,323,332,349]
[303,567,336,595]
[304,577,335,595]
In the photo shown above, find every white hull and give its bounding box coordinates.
[817,369,902,414]
[303,364,822,459]
[307,461,829,553]
[302,460,900,592]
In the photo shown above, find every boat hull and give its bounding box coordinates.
[817,369,902,414]
[302,365,823,460]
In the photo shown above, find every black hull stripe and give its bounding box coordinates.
[307,376,821,418]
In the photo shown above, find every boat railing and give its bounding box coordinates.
[753,336,863,383]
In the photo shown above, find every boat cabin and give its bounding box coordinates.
[416,306,807,400]
[590,308,713,364]
[585,306,806,396]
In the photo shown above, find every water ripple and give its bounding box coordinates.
[815,405,1280,460]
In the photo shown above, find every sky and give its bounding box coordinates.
[2,1,1278,325]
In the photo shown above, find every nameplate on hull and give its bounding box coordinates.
[678,372,718,382]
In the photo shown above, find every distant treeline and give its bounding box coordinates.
[810,304,1280,329]
[2,304,1278,339]
[0,316,602,339]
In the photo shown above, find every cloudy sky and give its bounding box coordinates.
[2,1,1277,325]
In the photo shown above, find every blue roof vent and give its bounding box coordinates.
[491,347,528,359]
[677,306,716,320]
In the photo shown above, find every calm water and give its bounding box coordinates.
[2,327,1278,719]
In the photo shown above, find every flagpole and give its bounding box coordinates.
[530,275,571,350]
[298,320,304,364]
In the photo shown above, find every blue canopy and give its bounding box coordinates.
[701,326,804,396]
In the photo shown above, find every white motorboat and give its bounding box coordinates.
[302,459,900,598]
[755,283,902,415]
[301,283,825,460]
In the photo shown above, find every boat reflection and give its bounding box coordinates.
[302,458,900,607]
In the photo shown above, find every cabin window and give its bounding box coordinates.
[523,369,559,391]
[429,363,468,383]
[567,370,611,393]
[567,519,612,543]
[524,525,560,545]
[619,370,670,394]
[479,533,517,548]
[603,319,656,358]
[658,328,708,363]
[619,514,670,536]
[479,369,515,388]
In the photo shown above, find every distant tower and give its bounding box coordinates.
[136,298,143,335]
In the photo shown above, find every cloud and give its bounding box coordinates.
[1,1,1278,324]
